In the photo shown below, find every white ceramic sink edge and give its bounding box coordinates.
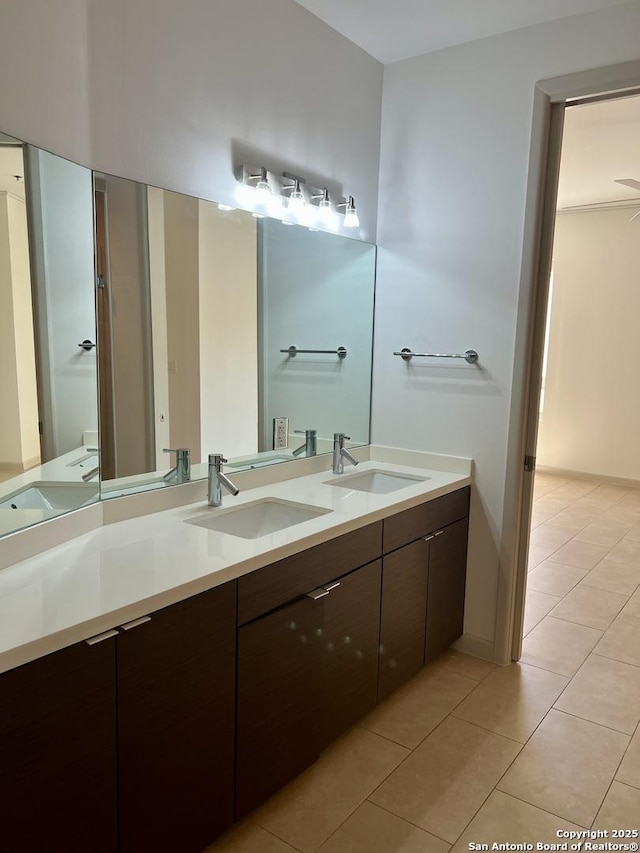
[323,468,429,495]
[183,497,332,539]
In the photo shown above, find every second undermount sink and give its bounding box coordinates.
[324,469,429,494]
[184,498,332,539]
[0,481,99,511]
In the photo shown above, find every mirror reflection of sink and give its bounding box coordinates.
[0,482,99,511]
[184,498,332,539]
[324,469,429,495]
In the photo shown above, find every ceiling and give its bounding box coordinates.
[0,145,25,200]
[558,94,640,209]
[294,0,633,64]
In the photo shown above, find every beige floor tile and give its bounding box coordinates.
[595,614,640,667]
[602,506,640,530]
[573,522,627,548]
[552,507,601,530]
[527,561,587,597]
[621,587,640,619]
[204,823,298,853]
[530,524,578,549]
[551,541,609,570]
[617,728,640,789]
[523,590,562,635]
[254,727,409,853]
[520,616,602,677]
[528,544,559,569]
[624,520,640,542]
[369,716,520,843]
[534,496,572,515]
[497,710,629,827]
[580,559,640,596]
[618,489,640,508]
[593,781,640,830]
[607,538,640,567]
[452,662,568,743]
[317,801,450,853]
[424,649,496,682]
[361,662,477,748]
[549,585,627,631]
[450,790,584,853]
[554,654,640,734]
[590,483,631,502]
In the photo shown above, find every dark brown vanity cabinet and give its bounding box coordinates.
[0,638,118,853]
[117,581,237,853]
[235,523,383,819]
[378,487,470,699]
[0,581,237,853]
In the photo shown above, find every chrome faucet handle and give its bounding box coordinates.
[163,447,190,458]
[209,454,228,464]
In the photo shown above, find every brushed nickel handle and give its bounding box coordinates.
[434,529,445,537]
[306,588,330,600]
[324,582,341,593]
[423,534,436,542]
[120,616,151,631]
[85,629,119,646]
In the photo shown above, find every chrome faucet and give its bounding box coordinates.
[163,448,191,484]
[292,429,318,458]
[332,433,359,474]
[81,465,100,483]
[208,454,240,507]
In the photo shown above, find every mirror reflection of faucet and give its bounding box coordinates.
[292,429,318,458]
[163,448,191,484]
[332,433,359,474]
[208,454,240,507]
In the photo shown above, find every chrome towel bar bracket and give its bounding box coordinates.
[393,347,479,364]
[281,345,348,359]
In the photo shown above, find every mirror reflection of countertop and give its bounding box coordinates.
[0,447,472,674]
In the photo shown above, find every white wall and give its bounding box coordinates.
[537,208,640,480]
[0,192,40,469]
[373,1,640,659]
[0,1,382,243]
[199,204,258,459]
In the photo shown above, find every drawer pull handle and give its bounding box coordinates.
[85,629,119,646]
[434,530,445,537]
[423,534,436,542]
[120,616,152,631]
[324,582,341,593]
[306,587,330,600]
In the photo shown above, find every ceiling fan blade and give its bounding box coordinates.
[615,178,640,191]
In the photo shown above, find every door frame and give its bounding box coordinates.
[494,59,640,665]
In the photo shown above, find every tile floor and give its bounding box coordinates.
[206,473,640,852]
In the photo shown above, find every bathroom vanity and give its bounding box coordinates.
[0,454,470,853]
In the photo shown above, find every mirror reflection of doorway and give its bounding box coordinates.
[520,93,640,662]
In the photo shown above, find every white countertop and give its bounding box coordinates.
[0,449,471,674]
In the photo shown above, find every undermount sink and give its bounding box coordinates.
[184,498,332,539]
[0,481,99,511]
[324,469,429,495]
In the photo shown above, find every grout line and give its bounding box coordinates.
[551,703,638,739]
[492,787,590,830]
[587,717,639,829]
[362,799,453,846]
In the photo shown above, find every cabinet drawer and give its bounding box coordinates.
[238,521,383,625]
[382,487,469,553]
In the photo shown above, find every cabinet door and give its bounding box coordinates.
[117,582,236,853]
[379,541,429,701]
[425,518,469,663]
[0,639,117,853]
[236,595,324,819]
[322,560,382,746]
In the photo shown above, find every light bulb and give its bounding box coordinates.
[317,188,337,227]
[255,178,271,200]
[343,196,359,228]
[217,203,235,211]
[288,181,306,215]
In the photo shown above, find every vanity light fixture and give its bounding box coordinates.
[217,203,235,211]
[312,187,337,228]
[281,174,307,216]
[339,195,360,229]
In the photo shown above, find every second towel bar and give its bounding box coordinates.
[281,345,348,359]
[393,348,478,364]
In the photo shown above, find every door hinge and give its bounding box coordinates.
[524,455,536,472]
[96,274,105,289]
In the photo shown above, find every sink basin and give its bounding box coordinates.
[324,469,429,495]
[184,498,332,539]
[0,481,99,511]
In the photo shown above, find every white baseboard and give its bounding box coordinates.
[537,465,640,490]
[454,633,497,664]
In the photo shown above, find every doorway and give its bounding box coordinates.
[512,88,640,661]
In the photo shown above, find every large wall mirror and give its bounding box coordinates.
[96,176,376,499]
[0,132,99,537]
[0,129,376,537]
